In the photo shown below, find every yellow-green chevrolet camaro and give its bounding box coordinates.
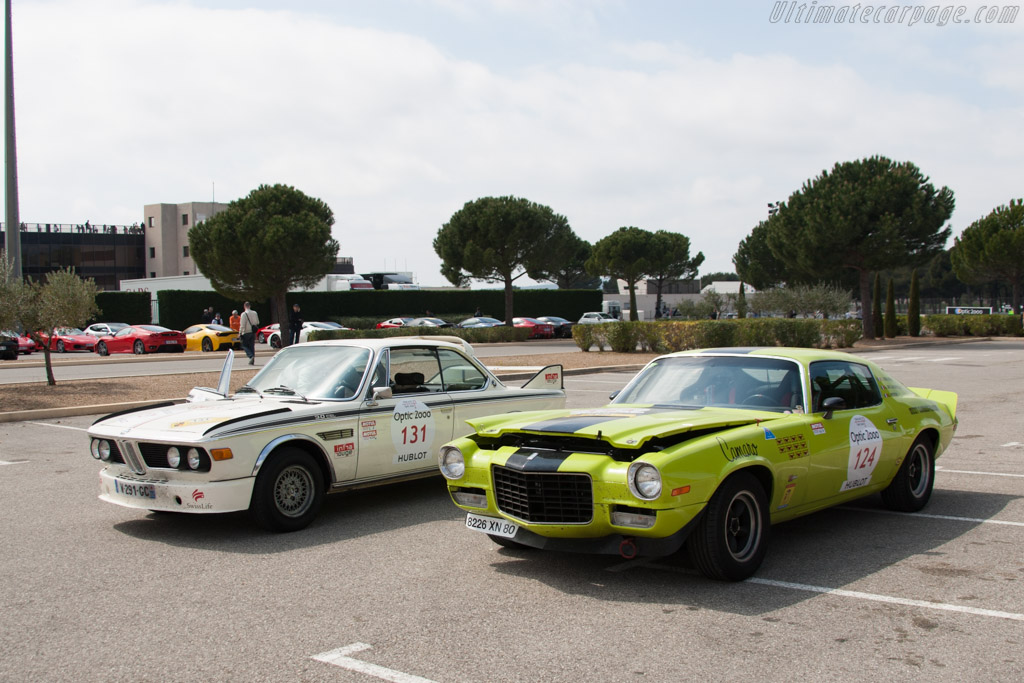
[439,347,957,581]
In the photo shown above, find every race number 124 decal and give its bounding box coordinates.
[841,414,883,491]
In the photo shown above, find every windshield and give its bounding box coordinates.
[612,355,805,413]
[246,345,373,401]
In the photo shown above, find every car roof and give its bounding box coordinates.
[667,347,873,365]
[301,335,474,354]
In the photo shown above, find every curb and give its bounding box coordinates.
[0,364,637,424]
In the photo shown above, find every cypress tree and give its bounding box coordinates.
[884,278,897,338]
[908,269,921,337]
[872,273,883,339]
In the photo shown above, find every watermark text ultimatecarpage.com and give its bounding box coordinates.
[769,2,1019,26]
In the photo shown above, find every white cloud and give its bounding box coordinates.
[5,0,1023,287]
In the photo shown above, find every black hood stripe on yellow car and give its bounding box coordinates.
[503,449,573,472]
[522,415,630,433]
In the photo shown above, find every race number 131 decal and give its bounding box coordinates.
[842,414,883,491]
[391,398,436,465]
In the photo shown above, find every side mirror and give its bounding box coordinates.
[822,395,846,419]
[371,386,393,401]
[609,390,620,401]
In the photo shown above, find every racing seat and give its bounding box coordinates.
[392,372,428,394]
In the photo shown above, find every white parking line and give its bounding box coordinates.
[312,643,436,683]
[0,460,29,466]
[840,506,1024,527]
[937,465,1024,478]
[1001,442,1024,448]
[748,578,1024,622]
[924,356,960,362]
[24,421,88,432]
[638,562,1024,621]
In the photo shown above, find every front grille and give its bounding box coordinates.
[492,466,593,524]
[137,442,210,471]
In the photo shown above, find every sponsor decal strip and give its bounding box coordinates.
[748,577,1024,622]
[312,642,437,683]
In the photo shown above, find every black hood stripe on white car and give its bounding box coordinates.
[92,402,176,425]
[502,448,573,472]
[203,408,293,436]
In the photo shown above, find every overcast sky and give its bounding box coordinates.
[4,0,1022,286]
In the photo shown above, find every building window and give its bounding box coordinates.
[183,271,189,276]
[147,217,153,227]
[183,246,190,258]
[149,247,155,258]
[150,272,156,278]
[182,214,189,226]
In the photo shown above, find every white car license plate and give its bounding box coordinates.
[465,512,519,538]
[114,480,156,499]
[164,340,178,345]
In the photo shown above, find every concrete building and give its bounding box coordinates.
[142,202,228,279]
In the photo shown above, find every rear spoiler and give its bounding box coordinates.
[522,364,563,390]
[910,387,958,420]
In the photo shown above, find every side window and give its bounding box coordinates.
[809,361,882,411]
[388,347,443,394]
[437,348,487,392]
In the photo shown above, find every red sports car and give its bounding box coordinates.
[40,327,98,353]
[513,317,555,339]
[376,317,413,329]
[256,323,279,344]
[95,325,186,356]
[1,331,38,354]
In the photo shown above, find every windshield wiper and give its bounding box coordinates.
[236,385,265,398]
[264,385,310,402]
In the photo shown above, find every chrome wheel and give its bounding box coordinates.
[273,465,314,518]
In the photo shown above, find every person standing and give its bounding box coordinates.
[201,307,213,324]
[238,301,260,365]
[229,310,241,332]
[288,303,303,345]
[212,312,223,326]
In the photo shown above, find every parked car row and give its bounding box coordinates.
[369,315,574,338]
[85,339,958,583]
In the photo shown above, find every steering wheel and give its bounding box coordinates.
[742,393,776,407]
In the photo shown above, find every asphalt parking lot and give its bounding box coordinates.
[1,342,1022,682]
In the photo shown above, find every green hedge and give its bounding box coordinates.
[923,313,1023,337]
[573,319,861,352]
[90,291,152,325]
[155,288,600,331]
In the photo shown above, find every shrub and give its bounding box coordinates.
[572,324,595,351]
[606,322,641,353]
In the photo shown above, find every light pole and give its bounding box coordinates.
[4,0,21,278]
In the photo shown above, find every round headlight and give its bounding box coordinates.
[439,446,465,480]
[90,439,101,459]
[187,448,201,470]
[97,440,112,461]
[166,447,180,468]
[628,462,662,500]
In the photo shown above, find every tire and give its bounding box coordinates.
[881,436,935,512]
[201,337,213,352]
[56,340,65,353]
[270,335,281,349]
[133,340,145,355]
[250,448,325,532]
[97,341,109,357]
[257,332,266,344]
[688,471,770,581]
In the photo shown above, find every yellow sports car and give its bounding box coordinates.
[440,347,957,581]
[183,324,239,352]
